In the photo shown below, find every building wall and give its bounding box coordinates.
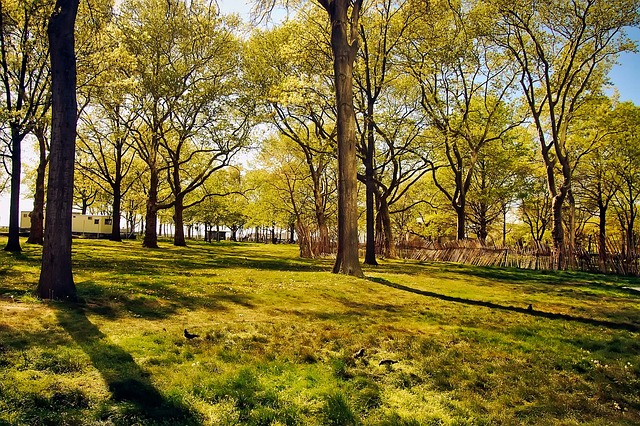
[20,211,113,235]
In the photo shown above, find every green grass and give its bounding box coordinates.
[0,237,639,425]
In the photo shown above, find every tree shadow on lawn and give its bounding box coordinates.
[374,261,640,292]
[76,279,255,321]
[368,277,640,333]
[73,244,327,278]
[55,304,200,424]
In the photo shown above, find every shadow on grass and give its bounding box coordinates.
[458,265,640,290]
[368,277,640,333]
[55,304,200,424]
[76,279,255,321]
[373,260,640,292]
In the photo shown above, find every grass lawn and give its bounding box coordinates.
[0,237,639,425]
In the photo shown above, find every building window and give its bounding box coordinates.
[88,217,92,220]
[94,219,99,225]
[104,219,112,225]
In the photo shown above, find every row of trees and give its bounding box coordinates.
[246,0,640,271]
[1,0,639,298]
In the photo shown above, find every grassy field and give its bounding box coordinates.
[0,237,639,425]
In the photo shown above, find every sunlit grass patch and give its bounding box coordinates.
[0,237,639,425]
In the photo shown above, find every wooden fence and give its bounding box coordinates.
[394,239,640,276]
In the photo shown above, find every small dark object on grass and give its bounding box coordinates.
[527,304,533,311]
[354,348,365,359]
[379,359,397,366]
[184,329,199,340]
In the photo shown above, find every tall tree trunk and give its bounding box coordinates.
[37,0,79,301]
[627,196,636,263]
[375,195,384,254]
[551,194,566,269]
[288,222,295,244]
[297,219,313,258]
[111,187,122,241]
[363,117,377,265]
[378,196,395,258]
[110,161,123,241]
[568,189,576,267]
[313,182,330,254]
[4,126,23,252]
[478,202,489,243]
[27,125,49,245]
[143,164,159,248]
[328,1,363,277]
[173,194,186,246]
[455,202,466,240]
[502,205,507,246]
[598,202,607,273]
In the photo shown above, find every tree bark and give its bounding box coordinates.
[143,163,159,248]
[4,126,23,252]
[363,109,377,265]
[297,220,313,258]
[110,186,122,241]
[598,201,607,273]
[110,151,123,241]
[27,125,49,245]
[551,193,566,269]
[173,193,186,246]
[313,177,330,255]
[378,196,395,258]
[37,0,79,301]
[455,202,466,240]
[326,0,363,277]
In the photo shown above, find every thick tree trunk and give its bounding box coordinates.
[551,194,565,269]
[567,190,576,268]
[173,194,186,246]
[455,202,466,240]
[143,164,159,248]
[110,187,122,241]
[375,197,384,254]
[379,196,395,258]
[478,203,489,243]
[363,166,377,264]
[627,202,636,262]
[4,127,23,252]
[297,220,313,258]
[364,108,377,265]
[313,182,330,254]
[37,0,79,301]
[27,128,48,245]
[598,203,607,273]
[109,152,123,241]
[329,3,363,277]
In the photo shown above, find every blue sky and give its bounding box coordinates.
[608,27,640,105]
